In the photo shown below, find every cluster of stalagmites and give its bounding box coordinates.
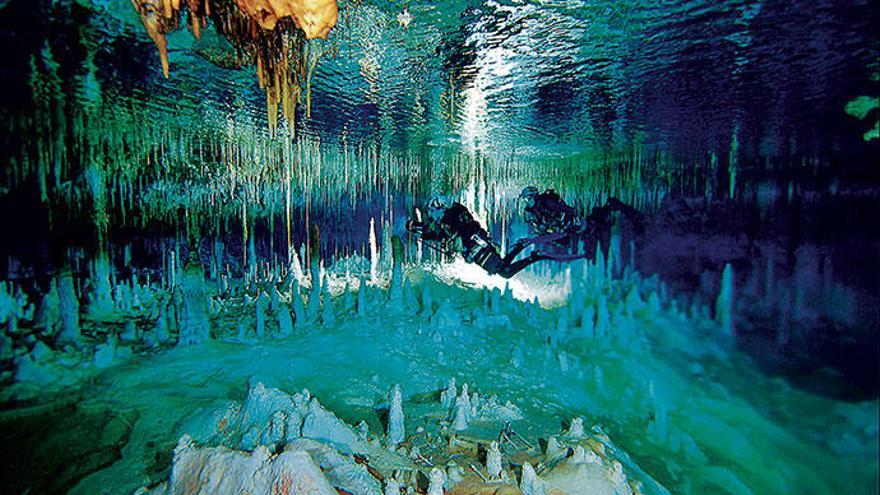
[0,225,705,399]
[0,232,419,390]
[130,0,338,132]
[135,379,646,495]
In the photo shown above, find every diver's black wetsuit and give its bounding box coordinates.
[415,202,545,278]
[410,195,643,278]
[580,197,644,257]
[524,190,581,235]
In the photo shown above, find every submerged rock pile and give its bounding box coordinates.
[138,379,664,495]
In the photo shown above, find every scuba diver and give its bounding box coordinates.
[407,198,548,278]
[407,189,643,278]
[518,187,644,259]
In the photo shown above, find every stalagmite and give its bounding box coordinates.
[56,268,81,345]
[94,334,117,368]
[446,462,465,486]
[307,281,323,323]
[544,436,565,461]
[580,305,595,336]
[389,236,404,307]
[596,296,610,337]
[459,383,471,411]
[369,218,379,284]
[387,384,405,446]
[421,284,433,316]
[432,300,461,331]
[177,260,211,346]
[278,304,293,337]
[293,290,307,326]
[35,278,60,336]
[88,252,115,319]
[428,467,445,495]
[715,263,735,335]
[356,279,368,318]
[148,304,171,346]
[321,282,336,327]
[565,417,585,438]
[451,393,469,431]
[440,377,457,409]
[521,462,547,495]
[486,440,502,479]
[255,291,269,339]
[290,245,305,285]
[510,344,524,369]
[558,351,569,374]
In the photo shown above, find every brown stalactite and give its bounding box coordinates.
[131,0,338,134]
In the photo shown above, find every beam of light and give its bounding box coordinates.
[434,257,572,308]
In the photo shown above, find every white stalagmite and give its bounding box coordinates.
[510,344,524,369]
[451,393,469,431]
[486,440,502,479]
[289,244,305,285]
[387,384,405,446]
[369,217,379,284]
[439,377,457,408]
[565,417,585,438]
[715,263,735,335]
[88,251,115,318]
[446,462,465,486]
[381,215,394,276]
[56,268,81,345]
[414,207,423,264]
[428,467,445,495]
[570,445,589,464]
[459,383,471,411]
[520,462,547,495]
[544,436,565,461]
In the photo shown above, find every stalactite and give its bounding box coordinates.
[130,0,338,135]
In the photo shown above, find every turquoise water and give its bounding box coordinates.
[1,0,878,493]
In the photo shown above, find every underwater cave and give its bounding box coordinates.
[0,0,878,494]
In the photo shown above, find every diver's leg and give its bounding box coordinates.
[502,239,529,261]
[497,253,548,278]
